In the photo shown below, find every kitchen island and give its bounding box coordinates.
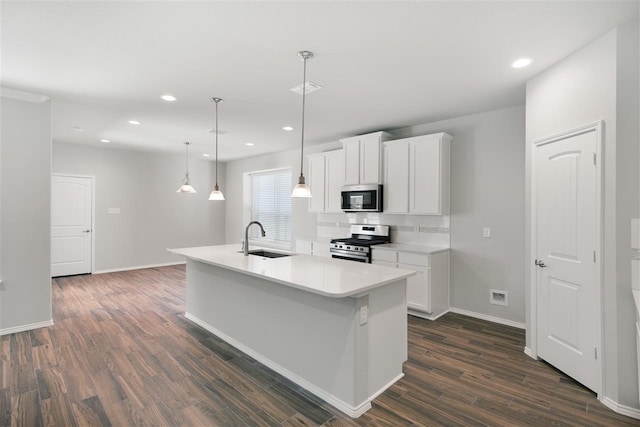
[168,244,415,417]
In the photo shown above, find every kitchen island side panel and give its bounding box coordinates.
[184,258,407,415]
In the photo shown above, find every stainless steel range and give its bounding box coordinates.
[329,224,391,263]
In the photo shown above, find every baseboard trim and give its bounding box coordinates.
[600,397,640,419]
[185,312,374,418]
[94,261,185,275]
[0,319,54,336]
[449,307,526,329]
[524,346,537,360]
[408,309,450,321]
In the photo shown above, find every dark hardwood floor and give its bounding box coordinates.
[1,265,638,426]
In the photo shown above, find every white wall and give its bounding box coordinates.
[0,96,52,333]
[53,142,226,272]
[526,20,639,409]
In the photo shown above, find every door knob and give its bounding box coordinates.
[535,259,547,268]
[82,230,91,233]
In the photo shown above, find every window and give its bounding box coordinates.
[248,169,292,246]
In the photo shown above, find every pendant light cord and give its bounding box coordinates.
[185,142,190,183]
[215,100,219,187]
[299,56,307,178]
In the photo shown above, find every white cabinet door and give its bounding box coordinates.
[325,150,345,213]
[401,263,431,313]
[312,242,331,258]
[308,154,326,212]
[410,138,441,214]
[343,138,360,185]
[360,134,382,184]
[384,142,410,213]
[342,132,392,185]
[383,133,451,215]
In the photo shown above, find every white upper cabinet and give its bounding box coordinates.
[341,131,393,185]
[324,150,345,213]
[383,142,410,214]
[307,150,345,213]
[383,132,452,215]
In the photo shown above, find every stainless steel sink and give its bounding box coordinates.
[247,250,292,258]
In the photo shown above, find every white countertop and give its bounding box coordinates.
[168,244,415,298]
[373,243,450,255]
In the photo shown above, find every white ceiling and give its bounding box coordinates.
[1,1,637,161]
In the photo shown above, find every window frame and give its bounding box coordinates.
[243,167,293,251]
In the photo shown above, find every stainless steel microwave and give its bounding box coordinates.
[340,184,383,212]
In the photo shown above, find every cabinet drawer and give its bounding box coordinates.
[398,252,430,267]
[372,260,397,268]
[371,249,397,263]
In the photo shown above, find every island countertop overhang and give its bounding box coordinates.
[168,244,415,298]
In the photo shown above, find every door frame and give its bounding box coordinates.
[528,120,604,397]
[51,173,96,274]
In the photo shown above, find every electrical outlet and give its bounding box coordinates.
[359,305,368,325]
[490,289,508,306]
[483,227,491,238]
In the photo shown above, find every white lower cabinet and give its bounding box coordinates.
[372,248,450,320]
[294,240,330,257]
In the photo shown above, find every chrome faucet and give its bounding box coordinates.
[244,221,266,256]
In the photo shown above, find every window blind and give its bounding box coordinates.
[250,169,292,243]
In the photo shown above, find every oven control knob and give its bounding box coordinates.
[347,246,351,250]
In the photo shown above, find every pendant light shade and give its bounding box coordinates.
[291,50,313,198]
[208,97,225,201]
[177,141,197,193]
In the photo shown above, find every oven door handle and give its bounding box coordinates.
[329,248,369,259]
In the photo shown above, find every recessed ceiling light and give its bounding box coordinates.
[245,143,255,146]
[282,126,294,131]
[100,139,110,143]
[161,94,177,102]
[128,120,141,125]
[511,58,532,69]
[73,126,83,131]
[202,153,210,157]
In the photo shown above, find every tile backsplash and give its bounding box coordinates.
[317,212,450,247]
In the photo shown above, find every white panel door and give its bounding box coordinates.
[535,130,599,392]
[51,175,93,277]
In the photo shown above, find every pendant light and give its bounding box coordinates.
[176,141,197,193]
[291,50,313,198]
[208,97,225,201]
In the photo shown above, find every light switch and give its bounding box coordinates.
[108,208,120,214]
[483,227,491,238]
